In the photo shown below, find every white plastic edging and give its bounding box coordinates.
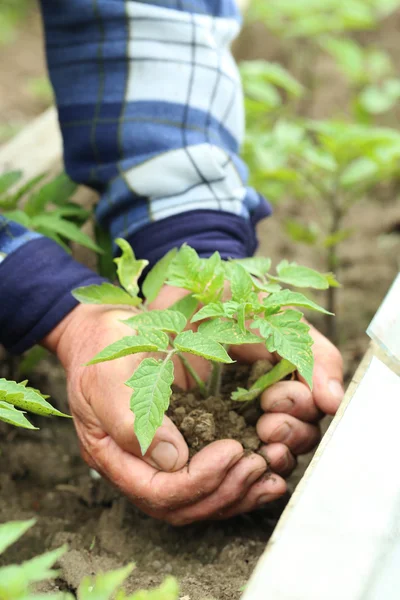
[242,356,400,600]
[242,274,400,600]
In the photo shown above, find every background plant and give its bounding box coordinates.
[0,519,179,600]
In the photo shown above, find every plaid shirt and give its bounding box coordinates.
[0,0,271,352]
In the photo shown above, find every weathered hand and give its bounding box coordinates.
[231,325,344,476]
[42,288,286,525]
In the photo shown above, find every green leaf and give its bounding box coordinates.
[95,224,117,281]
[263,290,332,314]
[0,546,67,597]
[190,302,226,323]
[275,260,330,290]
[284,219,320,246]
[135,329,169,350]
[126,358,174,455]
[323,228,353,248]
[169,294,199,320]
[2,209,32,228]
[72,283,142,307]
[0,519,36,555]
[0,401,36,429]
[228,263,254,302]
[0,173,46,211]
[18,346,48,376]
[167,245,201,289]
[198,320,261,345]
[122,310,187,334]
[78,564,134,600]
[114,238,148,298]
[234,257,272,280]
[0,379,69,418]
[32,214,102,253]
[252,310,314,388]
[195,252,225,304]
[142,248,177,304]
[232,359,296,402]
[0,170,22,196]
[86,337,161,366]
[24,173,77,217]
[174,330,234,363]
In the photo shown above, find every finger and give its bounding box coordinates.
[165,453,268,525]
[258,443,297,476]
[261,380,321,422]
[79,421,246,515]
[257,413,321,455]
[305,325,344,415]
[211,473,287,520]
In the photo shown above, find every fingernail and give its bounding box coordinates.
[270,422,292,443]
[246,467,266,486]
[328,379,344,401]
[270,399,294,413]
[150,442,179,472]
[258,494,271,506]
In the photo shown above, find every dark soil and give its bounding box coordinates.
[168,362,274,456]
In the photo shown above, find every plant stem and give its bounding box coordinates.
[236,359,297,403]
[208,362,222,397]
[178,353,208,398]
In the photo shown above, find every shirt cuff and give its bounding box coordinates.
[127,205,271,268]
[0,238,105,354]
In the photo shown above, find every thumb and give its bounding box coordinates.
[79,356,189,473]
[303,325,344,415]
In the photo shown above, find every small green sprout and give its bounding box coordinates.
[73,241,334,456]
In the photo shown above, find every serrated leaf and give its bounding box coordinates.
[134,329,169,350]
[142,248,177,304]
[122,310,187,334]
[0,545,67,597]
[86,337,160,366]
[0,401,36,429]
[198,320,261,345]
[32,214,102,253]
[169,294,198,320]
[228,263,254,302]
[114,238,148,298]
[126,358,174,454]
[0,519,36,555]
[252,311,314,388]
[195,252,225,304]
[0,171,22,196]
[174,331,234,363]
[263,290,332,314]
[0,379,69,418]
[275,260,330,289]
[234,257,272,279]
[190,302,226,323]
[78,564,135,600]
[72,283,142,307]
[167,245,201,289]
[24,173,77,217]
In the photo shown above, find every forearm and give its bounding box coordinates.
[40,0,271,266]
[0,216,103,353]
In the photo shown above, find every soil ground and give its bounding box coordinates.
[0,6,400,600]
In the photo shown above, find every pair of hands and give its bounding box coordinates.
[43,285,344,526]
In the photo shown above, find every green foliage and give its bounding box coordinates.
[0,379,69,429]
[0,171,101,253]
[0,520,179,600]
[74,243,334,453]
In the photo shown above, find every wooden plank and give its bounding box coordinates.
[0,108,62,179]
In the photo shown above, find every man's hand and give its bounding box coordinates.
[42,286,343,524]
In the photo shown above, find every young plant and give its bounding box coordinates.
[73,241,334,455]
[0,519,179,600]
[245,117,400,340]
